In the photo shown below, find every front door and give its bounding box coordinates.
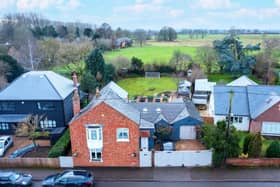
[141,137,148,151]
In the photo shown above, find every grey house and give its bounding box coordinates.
[130,99,202,142]
[0,71,80,143]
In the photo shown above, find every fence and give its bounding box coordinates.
[154,150,212,167]
[0,157,59,168]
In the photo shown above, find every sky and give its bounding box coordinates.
[0,0,280,30]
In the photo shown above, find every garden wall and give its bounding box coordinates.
[227,158,280,167]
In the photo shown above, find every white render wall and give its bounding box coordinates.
[214,115,250,131]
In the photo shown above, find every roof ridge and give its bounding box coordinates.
[44,74,63,100]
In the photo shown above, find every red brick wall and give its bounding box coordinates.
[227,158,280,167]
[250,101,280,133]
[249,120,262,133]
[70,102,140,167]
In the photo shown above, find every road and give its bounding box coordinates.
[32,181,280,187]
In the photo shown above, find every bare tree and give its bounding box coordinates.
[134,29,146,47]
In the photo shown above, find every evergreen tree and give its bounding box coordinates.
[85,48,105,82]
[104,64,116,84]
[266,141,280,158]
[248,132,262,158]
[0,54,24,82]
[80,71,97,94]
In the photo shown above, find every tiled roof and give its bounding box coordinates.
[0,71,75,100]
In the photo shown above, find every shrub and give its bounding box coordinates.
[266,141,280,158]
[147,95,154,102]
[48,129,70,158]
[213,151,224,167]
[248,132,262,158]
[243,133,254,154]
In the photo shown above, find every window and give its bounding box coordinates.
[37,102,55,111]
[0,123,9,130]
[87,127,102,141]
[226,116,243,124]
[90,148,102,161]
[0,102,16,111]
[238,117,243,123]
[117,128,129,142]
[40,120,57,128]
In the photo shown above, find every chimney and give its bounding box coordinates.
[73,88,80,115]
[96,87,100,98]
[72,71,78,87]
[72,72,80,115]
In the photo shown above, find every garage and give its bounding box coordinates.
[261,122,280,136]
[180,126,196,139]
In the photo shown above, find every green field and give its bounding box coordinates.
[117,77,178,97]
[104,46,197,64]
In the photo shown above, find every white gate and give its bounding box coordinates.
[154,150,212,167]
[59,156,73,168]
[140,151,152,167]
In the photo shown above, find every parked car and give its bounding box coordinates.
[9,144,36,158]
[0,171,32,186]
[42,170,94,187]
[0,136,13,157]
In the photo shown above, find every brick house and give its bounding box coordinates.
[69,83,141,167]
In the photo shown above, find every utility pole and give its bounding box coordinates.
[224,89,234,164]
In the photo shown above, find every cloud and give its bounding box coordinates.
[16,0,80,11]
[275,0,280,7]
[168,9,184,17]
[0,0,15,9]
[192,0,236,9]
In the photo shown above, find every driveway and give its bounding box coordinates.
[175,140,206,150]
[3,136,50,157]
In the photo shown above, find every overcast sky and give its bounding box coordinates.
[1,0,280,30]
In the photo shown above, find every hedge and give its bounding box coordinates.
[48,129,70,158]
[266,141,280,158]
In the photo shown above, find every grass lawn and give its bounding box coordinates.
[208,74,237,84]
[117,77,178,97]
[104,46,197,64]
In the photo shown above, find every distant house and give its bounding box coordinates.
[177,80,191,97]
[115,37,133,48]
[192,79,216,107]
[69,81,203,167]
[211,75,280,135]
[0,71,81,144]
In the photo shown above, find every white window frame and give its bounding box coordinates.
[117,128,129,142]
[89,148,102,162]
[87,127,102,141]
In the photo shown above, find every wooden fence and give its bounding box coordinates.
[0,158,59,168]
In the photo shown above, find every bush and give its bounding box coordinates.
[266,141,280,158]
[48,129,70,158]
[248,132,262,158]
[213,151,224,167]
[243,133,254,154]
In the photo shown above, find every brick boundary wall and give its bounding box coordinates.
[227,158,280,167]
[0,158,59,168]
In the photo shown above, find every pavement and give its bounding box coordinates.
[3,167,280,182]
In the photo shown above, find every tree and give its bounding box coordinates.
[104,64,116,84]
[38,39,60,68]
[169,50,193,72]
[56,25,68,38]
[75,27,80,38]
[201,122,241,167]
[134,29,146,47]
[42,25,57,37]
[131,56,144,73]
[155,125,172,142]
[80,71,97,94]
[248,132,262,158]
[83,28,93,38]
[96,23,113,39]
[213,35,260,74]
[158,26,177,41]
[0,54,24,82]
[85,48,105,83]
[266,141,280,158]
[25,115,49,148]
[243,133,254,154]
[196,46,218,74]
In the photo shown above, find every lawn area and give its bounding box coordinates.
[208,74,237,84]
[117,77,178,97]
[104,46,197,64]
